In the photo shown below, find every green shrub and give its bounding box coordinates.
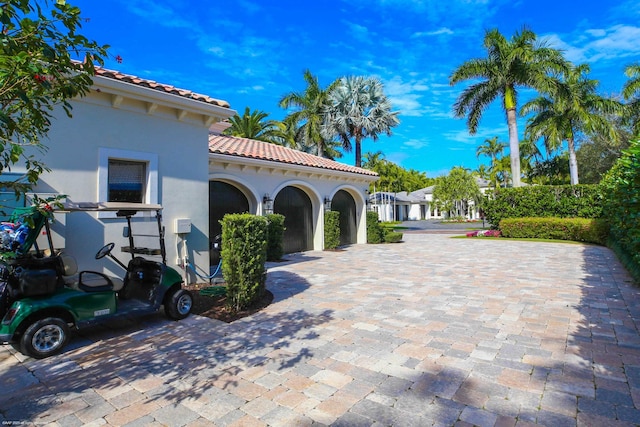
[366,211,384,244]
[499,217,609,244]
[482,185,604,228]
[324,210,340,250]
[384,231,403,243]
[265,213,285,262]
[600,137,640,283]
[220,214,268,312]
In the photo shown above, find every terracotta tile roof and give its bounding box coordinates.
[209,135,378,177]
[94,66,231,109]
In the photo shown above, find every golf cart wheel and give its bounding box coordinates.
[20,317,70,359]
[165,288,193,320]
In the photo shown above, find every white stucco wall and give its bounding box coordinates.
[30,78,233,284]
[209,155,374,249]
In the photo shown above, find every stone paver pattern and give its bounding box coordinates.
[1,233,640,426]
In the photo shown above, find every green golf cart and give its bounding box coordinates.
[0,202,193,359]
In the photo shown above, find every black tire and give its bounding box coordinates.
[20,317,70,359]
[165,288,193,320]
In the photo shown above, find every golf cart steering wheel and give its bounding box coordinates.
[95,242,115,260]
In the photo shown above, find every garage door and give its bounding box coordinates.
[209,181,249,263]
[331,190,356,245]
[274,187,313,254]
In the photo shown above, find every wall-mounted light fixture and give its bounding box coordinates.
[263,194,274,215]
[324,196,332,212]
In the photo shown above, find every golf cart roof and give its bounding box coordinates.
[57,202,163,213]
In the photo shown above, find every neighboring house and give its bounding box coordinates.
[32,66,236,283]
[370,177,491,221]
[208,133,378,259]
[23,66,376,283]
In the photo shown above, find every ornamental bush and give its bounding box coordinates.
[265,213,285,261]
[600,137,640,282]
[220,214,268,312]
[366,211,384,243]
[499,217,609,245]
[384,231,403,243]
[482,185,604,228]
[324,211,340,250]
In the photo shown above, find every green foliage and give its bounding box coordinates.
[366,211,384,244]
[600,137,640,282]
[0,0,108,200]
[363,151,434,193]
[450,27,568,187]
[324,210,340,250]
[526,153,571,185]
[265,213,285,262]
[499,217,609,244]
[223,106,283,143]
[476,136,506,188]
[482,185,604,228]
[322,75,400,167]
[576,117,632,184]
[432,167,480,217]
[384,231,403,243]
[279,70,341,158]
[521,63,623,185]
[220,214,268,312]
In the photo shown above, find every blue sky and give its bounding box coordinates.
[74,0,640,178]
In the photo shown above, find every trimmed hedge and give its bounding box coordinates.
[324,210,340,250]
[600,137,640,283]
[482,185,604,228]
[265,213,285,262]
[220,214,268,312]
[499,217,609,245]
[366,211,385,243]
[384,231,403,243]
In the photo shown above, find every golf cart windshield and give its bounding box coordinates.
[56,202,167,264]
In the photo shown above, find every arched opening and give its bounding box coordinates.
[209,181,250,264]
[331,190,357,245]
[274,186,313,254]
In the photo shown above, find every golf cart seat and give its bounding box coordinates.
[61,254,124,293]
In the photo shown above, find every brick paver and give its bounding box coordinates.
[1,233,639,426]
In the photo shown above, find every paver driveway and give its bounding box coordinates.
[1,233,639,426]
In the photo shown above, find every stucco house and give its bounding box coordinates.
[370,177,490,222]
[20,66,376,283]
[208,133,377,260]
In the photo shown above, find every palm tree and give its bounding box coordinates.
[362,150,386,170]
[322,76,400,167]
[279,70,339,158]
[223,107,281,143]
[450,27,567,187]
[622,63,640,135]
[494,155,512,187]
[521,63,622,184]
[519,138,543,181]
[473,164,490,181]
[475,136,506,188]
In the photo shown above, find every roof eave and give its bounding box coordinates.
[209,151,379,182]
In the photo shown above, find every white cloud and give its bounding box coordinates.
[444,125,507,145]
[125,1,193,29]
[545,25,640,64]
[412,27,454,38]
[343,20,372,42]
[403,138,429,149]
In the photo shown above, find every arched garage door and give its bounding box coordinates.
[274,187,313,254]
[331,190,357,245]
[209,181,249,263]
